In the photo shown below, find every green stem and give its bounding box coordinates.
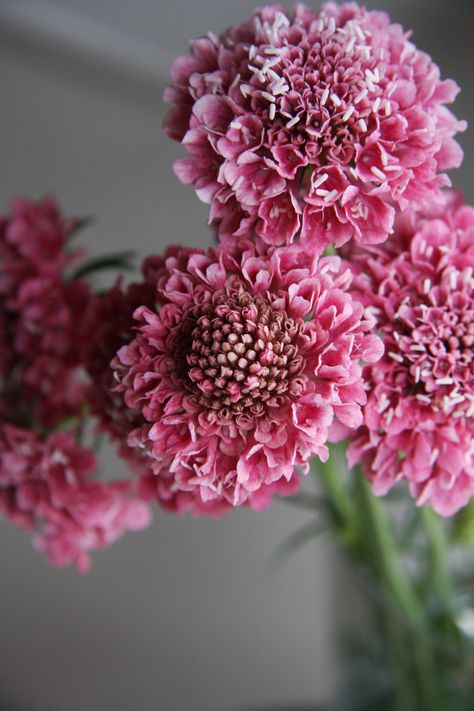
[354,471,422,623]
[313,451,358,552]
[384,611,418,711]
[354,469,442,710]
[419,506,454,614]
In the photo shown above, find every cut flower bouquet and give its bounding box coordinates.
[1,3,474,708]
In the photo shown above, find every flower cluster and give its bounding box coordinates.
[0,425,150,571]
[1,2,472,570]
[0,198,151,568]
[164,2,465,252]
[0,197,90,428]
[346,197,474,515]
[110,245,382,512]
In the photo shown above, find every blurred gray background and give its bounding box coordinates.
[0,1,472,710]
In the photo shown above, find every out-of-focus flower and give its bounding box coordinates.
[0,425,151,570]
[164,2,465,252]
[81,270,157,444]
[346,196,474,515]
[111,244,382,513]
[0,197,91,428]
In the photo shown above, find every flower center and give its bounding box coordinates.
[176,286,306,426]
[240,11,388,164]
[390,271,474,416]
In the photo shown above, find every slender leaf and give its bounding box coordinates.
[267,519,328,571]
[71,251,135,279]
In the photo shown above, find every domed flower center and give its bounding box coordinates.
[176,286,306,425]
[240,11,388,164]
[390,271,474,416]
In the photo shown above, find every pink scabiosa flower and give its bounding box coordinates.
[80,253,232,517]
[111,244,382,513]
[81,269,158,444]
[0,197,91,428]
[346,195,474,516]
[164,3,465,253]
[0,425,151,570]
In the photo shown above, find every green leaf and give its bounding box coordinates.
[66,216,95,242]
[267,519,328,571]
[71,251,135,280]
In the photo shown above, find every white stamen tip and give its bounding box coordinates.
[343,106,355,121]
[320,88,330,106]
[313,173,329,189]
[346,36,356,54]
[371,166,386,181]
[263,56,281,71]
[416,394,431,404]
[430,449,439,465]
[261,91,276,103]
[355,24,365,41]
[388,351,404,363]
[286,116,300,129]
[377,394,390,414]
[354,88,368,104]
[324,189,339,203]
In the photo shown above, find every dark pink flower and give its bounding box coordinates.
[111,244,382,513]
[0,425,151,570]
[0,196,83,289]
[164,3,465,252]
[80,253,234,517]
[81,275,157,444]
[0,197,91,428]
[346,195,474,515]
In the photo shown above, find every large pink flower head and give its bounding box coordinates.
[112,244,382,513]
[79,253,229,517]
[0,425,151,570]
[164,2,465,253]
[0,197,91,428]
[346,196,474,516]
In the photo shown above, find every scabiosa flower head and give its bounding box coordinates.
[0,197,91,428]
[0,425,151,570]
[0,196,84,291]
[111,244,382,513]
[346,195,474,515]
[164,3,465,253]
[81,268,158,443]
[80,254,232,517]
